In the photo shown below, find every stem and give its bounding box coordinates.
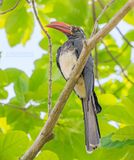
[31,0,53,115]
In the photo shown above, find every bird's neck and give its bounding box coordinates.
[67,34,85,40]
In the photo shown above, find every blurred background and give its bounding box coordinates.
[0,0,134,159]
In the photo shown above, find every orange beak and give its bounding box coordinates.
[46,21,72,35]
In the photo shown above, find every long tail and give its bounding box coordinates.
[82,93,101,152]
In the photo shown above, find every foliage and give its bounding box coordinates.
[0,0,134,159]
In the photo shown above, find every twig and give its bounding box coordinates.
[20,1,134,159]
[116,26,134,48]
[26,0,31,3]
[98,0,134,48]
[0,0,21,15]
[102,40,134,85]
[113,84,125,95]
[92,0,105,93]
[91,0,115,36]
[31,0,53,115]
[103,44,128,63]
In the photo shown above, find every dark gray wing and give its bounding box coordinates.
[73,39,94,96]
[56,46,61,70]
[83,56,94,96]
[56,46,66,80]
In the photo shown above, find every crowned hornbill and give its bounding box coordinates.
[47,22,102,152]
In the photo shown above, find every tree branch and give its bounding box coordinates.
[31,0,53,115]
[98,0,134,48]
[103,44,128,63]
[20,1,134,160]
[91,0,115,36]
[91,0,105,93]
[0,0,21,15]
[102,40,134,85]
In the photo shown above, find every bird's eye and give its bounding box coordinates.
[72,27,79,32]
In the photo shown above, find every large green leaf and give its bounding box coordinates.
[14,72,29,105]
[35,150,59,160]
[98,94,117,106]
[112,126,134,141]
[125,30,134,41]
[0,131,30,160]
[29,68,47,91]
[0,88,8,99]
[5,104,43,132]
[5,8,34,46]
[0,70,8,87]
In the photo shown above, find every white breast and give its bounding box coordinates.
[74,76,86,98]
[59,50,77,80]
[59,50,86,98]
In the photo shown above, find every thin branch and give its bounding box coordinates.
[116,26,134,48]
[92,0,105,93]
[103,44,128,63]
[0,0,21,15]
[20,1,134,159]
[26,0,31,3]
[31,0,53,115]
[113,84,125,95]
[102,40,134,85]
[98,0,134,48]
[91,0,115,36]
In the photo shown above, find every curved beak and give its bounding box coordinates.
[46,21,72,35]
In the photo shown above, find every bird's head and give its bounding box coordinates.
[46,21,85,39]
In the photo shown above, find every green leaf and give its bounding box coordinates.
[103,103,134,125]
[14,72,29,105]
[127,63,134,77]
[0,88,8,99]
[121,96,134,120]
[0,0,19,11]
[0,131,30,160]
[112,126,134,141]
[124,10,134,25]
[39,38,49,50]
[5,68,23,83]
[101,134,134,149]
[29,69,47,91]
[5,8,34,46]
[117,43,131,66]
[98,94,117,106]
[125,30,134,41]
[5,105,43,132]
[35,150,59,160]
[0,70,8,87]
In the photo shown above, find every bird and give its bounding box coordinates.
[47,21,102,152]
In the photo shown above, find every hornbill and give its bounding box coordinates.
[47,22,102,152]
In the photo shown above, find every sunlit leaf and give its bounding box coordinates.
[0,131,30,160]
[125,30,134,41]
[112,126,134,141]
[35,150,59,160]
[5,8,34,46]
[98,94,117,106]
